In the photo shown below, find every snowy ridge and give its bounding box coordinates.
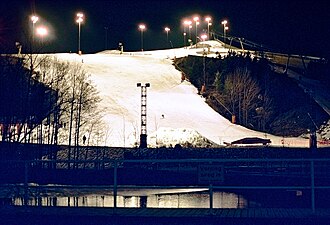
[53,41,311,148]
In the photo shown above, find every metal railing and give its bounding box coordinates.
[1,158,330,213]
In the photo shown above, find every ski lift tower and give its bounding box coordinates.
[137,83,150,148]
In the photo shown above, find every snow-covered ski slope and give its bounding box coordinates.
[55,41,309,148]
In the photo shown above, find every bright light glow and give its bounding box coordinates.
[36,26,48,37]
[205,17,211,23]
[31,15,39,24]
[76,12,84,23]
[225,26,229,30]
[193,16,199,22]
[164,27,170,32]
[139,24,146,30]
[76,17,83,23]
[183,20,192,26]
[77,13,84,18]
[201,34,207,41]
[221,20,228,25]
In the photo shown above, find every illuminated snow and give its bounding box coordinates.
[51,41,310,148]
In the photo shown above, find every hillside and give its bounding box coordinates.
[2,41,328,148]
[174,53,329,137]
[50,43,317,148]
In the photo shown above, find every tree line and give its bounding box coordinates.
[0,54,102,147]
[175,52,328,136]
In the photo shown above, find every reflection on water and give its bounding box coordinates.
[11,191,247,208]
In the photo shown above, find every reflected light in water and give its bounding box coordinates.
[12,191,247,208]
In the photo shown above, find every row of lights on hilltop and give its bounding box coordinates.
[29,13,229,54]
[138,17,229,51]
[184,16,229,46]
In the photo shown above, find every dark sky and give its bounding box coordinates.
[1,0,329,58]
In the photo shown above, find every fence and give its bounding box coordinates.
[1,158,330,213]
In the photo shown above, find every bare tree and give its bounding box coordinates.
[74,72,101,147]
[0,54,59,144]
[35,57,102,148]
[38,56,72,145]
[224,67,261,126]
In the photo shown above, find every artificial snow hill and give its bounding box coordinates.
[53,41,312,148]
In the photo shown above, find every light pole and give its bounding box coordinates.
[137,82,150,148]
[193,16,199,45]
[31,15,39,47]
[205,17,212,40]
[139,24,146,51]
[183,20,189,48]
[221,20,228,43]
[76,12,84,54]
[201,34,208,93]
[224,26,229,44]
[188,24,192,40]
[164,27,170,44]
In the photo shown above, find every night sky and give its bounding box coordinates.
[0,0,329,58]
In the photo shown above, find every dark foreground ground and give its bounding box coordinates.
[1,206,330,225]
[2,144,330,224]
